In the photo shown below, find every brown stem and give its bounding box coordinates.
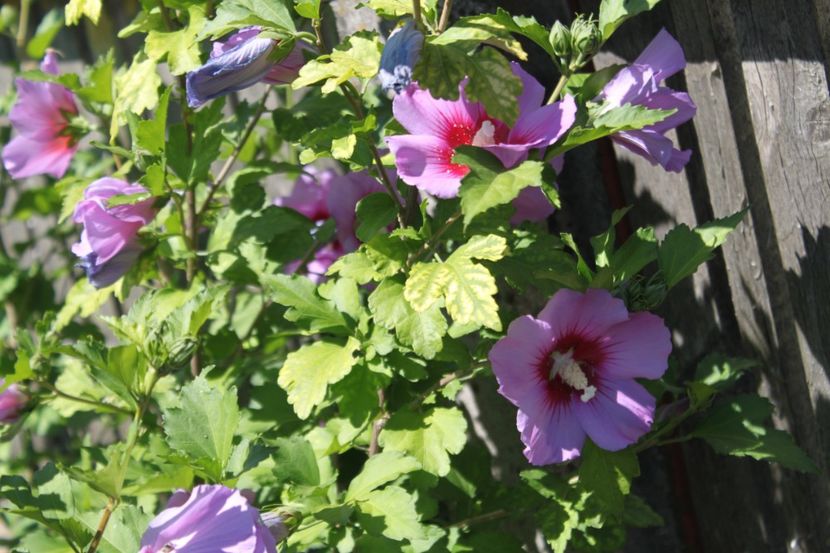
[368,390,388,456]
[438,0,453,32]
[198,88,272,216]
[86,497,116,553]
[448,509,508,528]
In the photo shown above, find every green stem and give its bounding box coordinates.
[16,0,30,49]
[546,74,570,105]
[437,0,452,32]
[633,405,699,453]
[412,0,423,31]
[42,382,132,415]
[405,210,461,269]
[448,509,509,528]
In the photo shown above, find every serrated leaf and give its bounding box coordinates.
[264,273,348,332]
[357,486,426,541]
[111,54,161,139]
[163,376,240,481]
[346,451,421,501]
[293,33,382,93]
[448,233,508,262]
[578,440,639,513]
[442,259,500,330]
[356,193,397,242]
[200,0,296,38]
[145,6,205,75]
[692,394,817,473]
[433,15,527,60]
[277,337,360,419]
[272,436,321,486]
[379,407,467,476]
[454,147,545,226]
[694,354,757,391]
[658,209,746,288]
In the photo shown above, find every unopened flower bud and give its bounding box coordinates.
[166,337,198,370]
[570,15,603,61]
[261,512,289,543]
[0,379,26,425]
[549,21,573,63]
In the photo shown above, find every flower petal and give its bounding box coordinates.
[386,134,465,198]
[537,288,630,341]
[517,407,585,465]
[327,170,386,251]
[490,315,554,421]
[575,378,655,451]
[600,64,656,107]
[510,62,546,117]
[634,28,686,83]
[391,83,481,140]
[508,94,577,148]
[612,129,690,172]
[510,186,554,225]
[187,36,276,107]
[601,312,672,380]
[641,88,697,134]
[2,135,76,179]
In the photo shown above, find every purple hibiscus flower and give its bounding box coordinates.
[187,27,309,108]
[2,50,81,179]
[0,379,26,424]
[386,62,576,198]
[71,178,156,288]
[598,29,697,172]
[489,288,672,465]
[139,485,278,552]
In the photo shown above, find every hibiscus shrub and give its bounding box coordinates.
[0,0,817,552]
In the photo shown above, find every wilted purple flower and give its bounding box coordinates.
[187,27,309,108]
[2,50,81,179]
[139,485,277,553]
[598,29,697,172]
[378,21,424,94]
[386,63,576,198]
[489,288,671,465]
[71,178,155,288]
[0,379,26,424]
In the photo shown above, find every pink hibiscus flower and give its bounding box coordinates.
[488,288,672,465]
[386,63,577,198]
[2,51,81,179]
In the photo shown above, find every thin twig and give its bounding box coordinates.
[438,0,453,33]
[406,210,461,269]
[546,74,569,105]
[412,0,423,30]
[86,497,116,553]
[448,509,509,528]
[42,382,132,415]
[368,390,388,456]
[198,88,272,216]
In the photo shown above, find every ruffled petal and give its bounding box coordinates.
[641,88,697,133]
[187,36,276,107]
[78,204,143,265]
[612,129,690,172]
[600,312,672,380]
[391,83,480,140]
[574,378,655,451]
[599,64,656,107]
[517,407,585,465]
[537,288,630,341]
[634,28,686,83]
[510,62,546,117]
[386,134,466,198]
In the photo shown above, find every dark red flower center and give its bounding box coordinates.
[540,334,606,406]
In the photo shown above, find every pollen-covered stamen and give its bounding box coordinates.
[471,120,497,146]
[549,349,597,402]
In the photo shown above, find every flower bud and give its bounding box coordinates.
[166,337,198,370]
[0,379,27,424]
[570,15,603,61]
[261,512,289,543]
[549,21,573,64]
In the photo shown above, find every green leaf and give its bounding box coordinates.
[163,376,241,481]
[557,103,674,154]
[692,394,818,473]
[201,0,296,38]
[433,15,527,60]
[272,436,321,486]
[379,407,467,476]
[277,337,361,419]
[357,486,426,541]
[94,504,151,553]
[346,451,421,501]
[27,8,63,58]
[658,209,746,288]
[414,42,523,124]
[403,263,452,312]
[293,33,382,93]
[145,6,205,75]
[65,0,101,25]
[623,494,664,528]
[694,354,757,391]
[356,193,397,242]
[578,440,639,513]
[264,273,348,332]
[598,0,663,39]
[369,278,447,359]
[294,0,321,18]
[481,8,555,59]
[111,54,161,139]
[454,147,546,226]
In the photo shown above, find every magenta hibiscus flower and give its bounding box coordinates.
[139,485,277,552]
[2,51,81,179]
[489,288,672,465]
[598,29,697,172]
[386,63,577,198]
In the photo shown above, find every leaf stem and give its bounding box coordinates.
[438,0,452,32]
[448,509,509,528]
[405,209,461,269]
[546,74,570,105]
[633,404,699,453]
[412,0,424,31]
[368,389,388,456]
[41,382,132,415]
[198,87,272,216]
[86,497,116,553]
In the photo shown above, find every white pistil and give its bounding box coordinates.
[471,120,496,146]
[549,349,597,403]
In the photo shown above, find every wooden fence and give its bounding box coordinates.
[2,0,828,551]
